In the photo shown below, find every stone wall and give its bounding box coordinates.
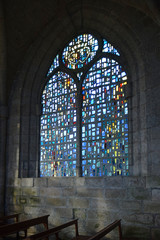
[6,176,160,239]
[3,1,160,240]
[0,1,7,216]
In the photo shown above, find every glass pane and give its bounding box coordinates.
[47,54,59,76]
[102,39,120,56]
[82,57,128,176]
[62,34,98,69]
[40,71,77,177]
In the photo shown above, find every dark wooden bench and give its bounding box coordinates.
[24,218,89,240]
[87,219,122,240]
[0,215,50,239]
[24,219,122,240]
[0,213,20,226]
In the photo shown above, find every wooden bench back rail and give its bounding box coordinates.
[0,215,50,238]
[24,219,79,240]
[0,213,20,225]
[87,219,122,240]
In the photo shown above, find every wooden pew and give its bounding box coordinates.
[0,213,20,226]
[87,219,122,240]
[0,215,50,239]
[24,218,90,240]
[24,219,122,240]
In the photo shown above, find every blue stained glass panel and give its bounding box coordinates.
[47,54,59,76]
[62,34,98,69]
[40,71,77,177]
[82,57,128,177]
[102,40,120,56]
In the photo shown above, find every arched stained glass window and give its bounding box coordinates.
[40,33,129,177]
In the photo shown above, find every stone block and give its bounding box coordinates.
[48,177,74,188]
[40,187,63,197]
[155,215,160,227]
[19,196,28,204]
[90,199,119,211]
[22,187,39,196]
[88,210,119,224]
[53,208,73,219]
[73,208,86,220]
[85,177,104,187]
[62,187,75,196]
[152,189,160,201]
[33,178,48,187]
[146,176,160,188]
[123,213,154,225]
[127,188,151,200]
[59,177,75,187]
[23,206,49,216]
[21,178,34,187]
[143,200,160,213]
[104,176,123,188]
[151,126,160,139]
[76,188,104,198]
[123,176,146,188]
[121,200,142,211]
[150,162,160,176]
[87,210,98,219]
[122,224,150,239]
[85,220,109,234]
[105,188,127,199]
[48,178,62,187]
[46,197,67,207]
[11,178,21,187]
[29,197,41,206]
[68,198,89,208]
[75,177,86,186]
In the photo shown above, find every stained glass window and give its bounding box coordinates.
[102,39,120,56]
[62,34,98,69]
[47,54,59,76]
[40,33,129,177]
[82,58,128,176]
[40,72,77,176]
